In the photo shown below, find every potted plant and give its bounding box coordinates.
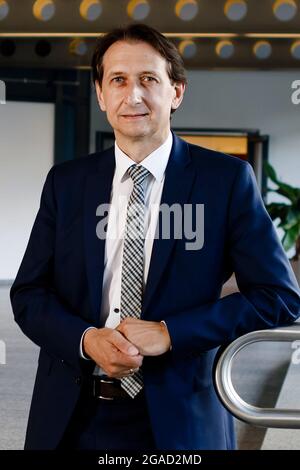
[263,161,300,285]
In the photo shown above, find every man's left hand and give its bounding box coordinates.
[116,318,171,356]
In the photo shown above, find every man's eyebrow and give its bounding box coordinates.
[106,70,161,79]
[107,71,125,78]
[139,71,160,77]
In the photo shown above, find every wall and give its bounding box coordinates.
[0,101,54,280]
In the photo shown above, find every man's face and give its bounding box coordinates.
[95,40,185,142]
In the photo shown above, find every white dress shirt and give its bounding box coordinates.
[80,131,173,365]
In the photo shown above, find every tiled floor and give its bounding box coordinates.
[0,284,292,450]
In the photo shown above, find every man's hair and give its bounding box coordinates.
[91,23,187,93]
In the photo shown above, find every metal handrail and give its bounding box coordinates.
[214,325,300,428]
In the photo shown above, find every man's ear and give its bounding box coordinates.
[95,81,106,112]
[171,82,185,112]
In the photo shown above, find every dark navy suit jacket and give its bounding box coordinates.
[10,131,300,450]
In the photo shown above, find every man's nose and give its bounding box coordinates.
[124,83,143,105]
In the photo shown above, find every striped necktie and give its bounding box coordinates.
[120,164,150,398]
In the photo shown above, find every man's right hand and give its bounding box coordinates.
[82,327,143,379]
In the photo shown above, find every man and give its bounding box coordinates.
[10,24,300,450]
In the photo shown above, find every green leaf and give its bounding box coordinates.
[264,161,300,203]
[281,209,300,230]
[264,202,289,222]
[262,161,300,254]
[274,183,300,203]
[282,222,300,252]
[263,161,278,183]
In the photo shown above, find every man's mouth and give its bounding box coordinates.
[121,113,149,119]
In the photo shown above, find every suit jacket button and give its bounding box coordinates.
[75,376,82,385]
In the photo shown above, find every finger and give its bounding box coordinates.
[112,330,139,356]
[114,353,143,369]
[121,367,140,378]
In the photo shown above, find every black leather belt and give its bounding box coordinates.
[88,376,132,401]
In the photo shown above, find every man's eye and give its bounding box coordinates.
[142,76,156,82]
[112,77,124,83]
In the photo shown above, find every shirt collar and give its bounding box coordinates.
[114,131,173,184]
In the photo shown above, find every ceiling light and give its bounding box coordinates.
[224,0,247,21]
[253,40,272,59]
[216,40,234,59]
[0,39,15,56]
[33,0,55,21]
[175,0,199,21]
[127,0,150,20]
[80,0,102,21]
[0,0,9,20]
[273,0,297,21]
[178,39,197,58]
[35,39,51,57]
[69,38,88,56]
[291,40,300,59]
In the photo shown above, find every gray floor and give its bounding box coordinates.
[262,359,300,449]
[0,285,292,450]
[0,285,39,450]
[232,341,291,449]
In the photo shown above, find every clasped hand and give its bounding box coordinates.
[83,318,171,379]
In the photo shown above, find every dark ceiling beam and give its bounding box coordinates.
[1,37,300,69]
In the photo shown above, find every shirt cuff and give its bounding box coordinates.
[79,326,97,360]
[160,320,172,351]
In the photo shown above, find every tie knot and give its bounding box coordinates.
[127,165,150,186]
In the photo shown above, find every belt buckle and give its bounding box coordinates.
[93,376,115,401]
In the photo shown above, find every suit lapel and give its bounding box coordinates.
[84,147,115,325]
[142,132,196,316]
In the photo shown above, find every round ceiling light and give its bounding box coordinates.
[224,0,247,21]
[179,39,197,58]
[0,0,9,21]
[127,0,150,20]
[80,0,102,21]
[216,40,234,59]
[33,0,55,21]
[69,38,88,56]
[273,0,297,21]
[253,41,272,59]
[175,0,199,21]
[35,40,52,57]
[291,40,300,59]
[0,39,15,57]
